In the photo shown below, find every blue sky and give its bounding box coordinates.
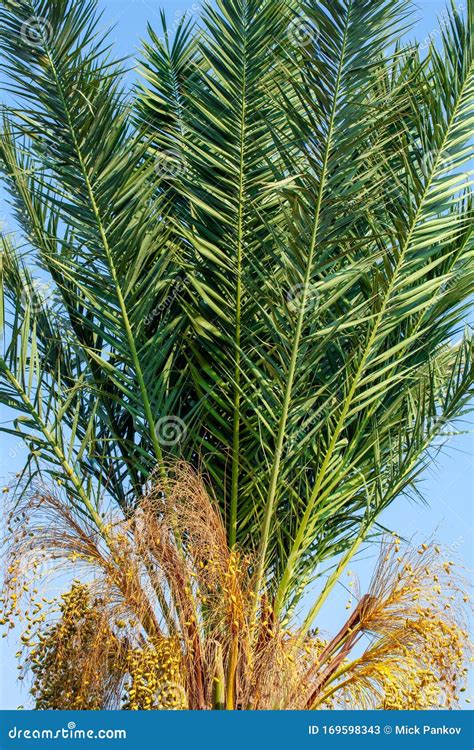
[0,0,472,710]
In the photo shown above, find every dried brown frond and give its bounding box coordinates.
[1,471,471,711]
[306,540,472,710]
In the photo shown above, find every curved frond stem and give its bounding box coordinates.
[256,0,355,609]
[0,359,106,534]
[274,49,474,614]
[35,27,165,474]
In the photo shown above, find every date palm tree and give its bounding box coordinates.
[0,0,472,709]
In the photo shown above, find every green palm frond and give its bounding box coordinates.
[0,0,472,622]
[0,0,191,501]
